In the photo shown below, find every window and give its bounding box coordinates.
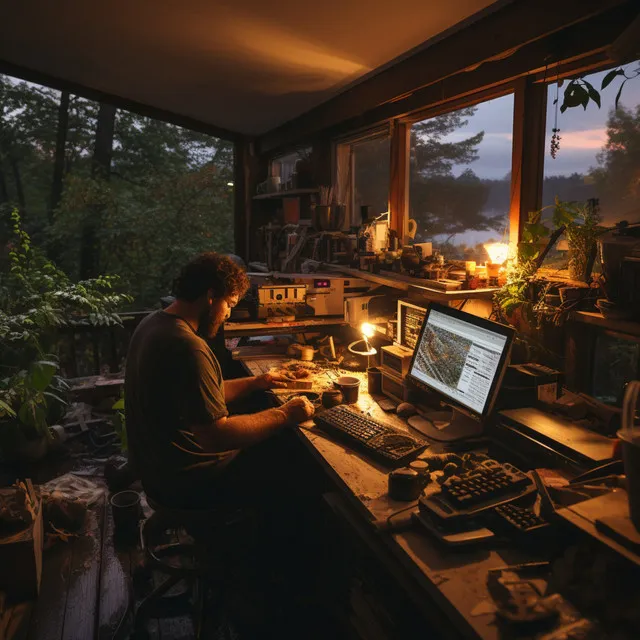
[271,147,312,190]
[336,133,391,227]
[592,332,640,405]
[408,94,514,262]
[352,136,391,220]
[540,60,640,274]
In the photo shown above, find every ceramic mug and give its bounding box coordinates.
[334,376,360,404]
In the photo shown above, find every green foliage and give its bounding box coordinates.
[0,210,130,439]
[111,396,127,452]
[409,109,500,245]
[559,64,639,114]
[0,74,234,308]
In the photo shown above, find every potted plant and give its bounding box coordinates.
[552,198,605,281]
[0,209,131,462]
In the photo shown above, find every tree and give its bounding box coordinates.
[0,73,235,309]
[409,108,500,251]
[590,105,640,223]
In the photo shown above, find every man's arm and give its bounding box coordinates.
[190,397,314,452]
[224,373,290,403]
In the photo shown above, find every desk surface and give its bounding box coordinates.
[243,357,540,640]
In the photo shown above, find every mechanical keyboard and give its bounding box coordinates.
[314,405,427,467]
[419,459,536,521]
[492,501,549,534]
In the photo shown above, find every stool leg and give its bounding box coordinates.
[134,575,183,632]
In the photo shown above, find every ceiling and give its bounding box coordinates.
[0,0,503,137]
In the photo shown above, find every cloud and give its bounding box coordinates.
[556,128,607,150]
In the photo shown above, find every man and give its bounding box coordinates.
[125,252,315,508]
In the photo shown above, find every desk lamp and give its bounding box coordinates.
[483,242,509,286]
[345,323,377,371]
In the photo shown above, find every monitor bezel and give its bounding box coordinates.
[406,302,515,421]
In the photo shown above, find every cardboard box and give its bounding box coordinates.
[0,488,43,600]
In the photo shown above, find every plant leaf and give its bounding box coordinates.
[0,400,16,418]
[43,391,68,406]
[112,398,125,410]
[583,80,601,108]
[29,361,57,391]
[615,79,627,110]
[601,68,624,90]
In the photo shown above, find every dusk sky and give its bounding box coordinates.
[427,60,640,247]
[443,61,640,181]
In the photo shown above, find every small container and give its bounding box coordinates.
[322,389,343,408]
[618,431,640,531]
[110,490,142,542]
[334,376,361,404]
[409,459,430,477]
[367,367,382,395]
[388,467,423,501]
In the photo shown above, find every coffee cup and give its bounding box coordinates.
[334,376,360,404]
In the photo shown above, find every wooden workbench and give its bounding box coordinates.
[242,357,540,640]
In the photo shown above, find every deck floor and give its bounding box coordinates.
[1,443,350,640]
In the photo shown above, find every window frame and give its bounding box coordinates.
[332,124,392,229]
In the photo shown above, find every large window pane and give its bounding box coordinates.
[271,147,312,190]
[353,136,390,219]
[409,94,514,262]
[592,333,640,405]
[543,60,640,222]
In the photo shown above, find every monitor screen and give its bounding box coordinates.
[407,303,514,418]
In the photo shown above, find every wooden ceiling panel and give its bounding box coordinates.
[0,0,501,136]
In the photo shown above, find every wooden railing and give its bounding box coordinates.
[56,311,151,379]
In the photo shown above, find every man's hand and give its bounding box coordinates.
[255,373,291,391]
[281,397,315,424]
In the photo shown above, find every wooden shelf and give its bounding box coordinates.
[569,311,640,337]
[225,316,345,337]
[253,188,318,200]
[323,265,498,301]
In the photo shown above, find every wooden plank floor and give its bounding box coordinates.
[2,496,198,640]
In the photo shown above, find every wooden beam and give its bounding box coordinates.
[0,59,242,142]
[389,122,409,239]
[259,0,633,153]
[509,77,547,248]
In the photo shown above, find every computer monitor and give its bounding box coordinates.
[406,302,515,441]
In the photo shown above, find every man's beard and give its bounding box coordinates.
[197,305,222,339]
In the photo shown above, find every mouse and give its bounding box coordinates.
[396,402,417,418]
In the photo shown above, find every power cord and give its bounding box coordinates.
[374,502,419,533]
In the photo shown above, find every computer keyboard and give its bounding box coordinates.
[419,459,536,521]
[314,405,427,467]
[492,502,549,534]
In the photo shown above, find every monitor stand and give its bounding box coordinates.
[407,408,483,442]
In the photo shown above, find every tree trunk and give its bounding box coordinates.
[0,161,8,204]
[49,91,70,223]
[80,102,116,279]
[9,155,26,213]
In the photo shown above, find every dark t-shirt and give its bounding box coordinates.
[125,311,238,503]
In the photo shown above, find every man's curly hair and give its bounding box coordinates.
[173,253,249,302]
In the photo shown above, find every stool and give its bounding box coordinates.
[132,496,245,639]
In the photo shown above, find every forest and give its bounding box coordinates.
[0,74,234,309]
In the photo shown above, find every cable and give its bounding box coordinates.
[384,502,419,532]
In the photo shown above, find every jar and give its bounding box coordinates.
[322,389,343,408]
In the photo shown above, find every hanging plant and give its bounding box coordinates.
[550,62,639,157]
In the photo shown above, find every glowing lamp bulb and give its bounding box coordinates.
[360,323,375,339]
[227,181,234,187]
[484,242,509,265]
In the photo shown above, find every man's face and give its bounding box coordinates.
[198,292,239,338]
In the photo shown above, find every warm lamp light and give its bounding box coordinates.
[484,242,509,265]
[347,323,377,370]
[360,323,376,339]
